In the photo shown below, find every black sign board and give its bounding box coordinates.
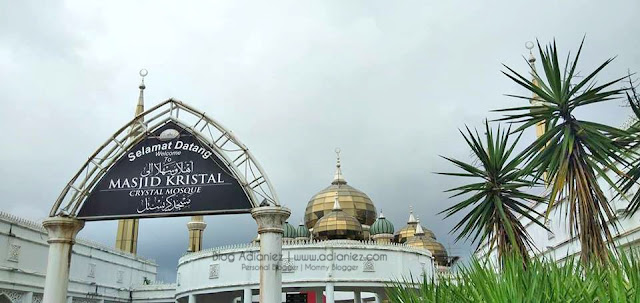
[286,293,308,303]
[77,121,252,220]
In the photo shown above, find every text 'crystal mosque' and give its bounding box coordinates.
[0,72,457,303]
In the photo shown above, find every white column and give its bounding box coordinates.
[188,294,196,303]
[251,206,291,303]
[42,217,84,303]
[353,291,361,303]
[243,288,252,303]
[23,292,33,303]
[325,283,335,303]
[67,297,73,303]
[314,289,323,303]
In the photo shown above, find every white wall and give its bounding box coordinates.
[0,212,175,303]
[176,240,435,301]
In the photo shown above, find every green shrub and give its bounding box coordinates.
[387,252,640,302]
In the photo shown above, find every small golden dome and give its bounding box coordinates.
[394,208,436,243]
[406,221,448,265]
[312,194,363,240]
[406,236,448,261]
[407,238,448,265]
[305,151,376,228]
[424,241,448,264]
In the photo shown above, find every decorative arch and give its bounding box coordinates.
[50,99,279,218]
[0,290,20,303]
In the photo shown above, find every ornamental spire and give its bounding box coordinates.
[136,69,148,116]
[415,218,425,235]
[407,206,417,224]
[130,69,148,138]
[332,192,342,210]
[332,148,347,185]
[379,209,385,219]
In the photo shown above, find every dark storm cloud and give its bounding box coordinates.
[1,1,639,282]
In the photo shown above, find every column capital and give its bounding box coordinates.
[42,216,84,244]
[187,221,207,231]
[251,206,290,234]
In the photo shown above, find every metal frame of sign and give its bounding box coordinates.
[50,99,280,219]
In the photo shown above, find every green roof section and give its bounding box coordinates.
[370,211,394,235]
[297,221,311,238]
[283,221,298,239]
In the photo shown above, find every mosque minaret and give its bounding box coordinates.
[114,70,147,254]
[527,42,546,139]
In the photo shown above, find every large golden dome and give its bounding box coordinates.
[313,195,363,240]
[304,153,376,228]
[394,209,436,243]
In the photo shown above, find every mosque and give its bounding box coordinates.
[0,73,456,303]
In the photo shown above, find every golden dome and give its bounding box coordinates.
[312,195,363,240]
[407,237,449,265]
[304,152,376,228]
[394,209,436,243]
[406,222,448,265]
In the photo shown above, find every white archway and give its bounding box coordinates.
[50,98,280,217]
[43,98,288,303]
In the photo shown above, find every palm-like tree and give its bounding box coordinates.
[440,122,545,264]
[496,40,629,264]
[618,85,640,214]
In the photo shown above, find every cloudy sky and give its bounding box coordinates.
[1,1,639,281]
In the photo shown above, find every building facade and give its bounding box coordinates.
[0,212,174,303]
